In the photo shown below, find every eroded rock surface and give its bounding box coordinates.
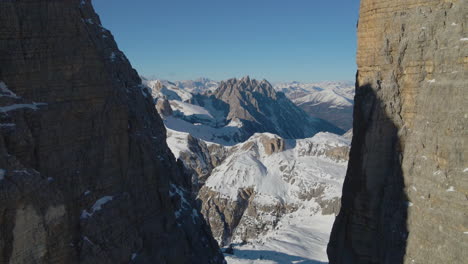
[0,1,223,263]
[328,1,467,263]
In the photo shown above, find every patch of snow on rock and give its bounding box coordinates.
[0,169,5,181]
[0,82,19,98]
[81,196,114,219]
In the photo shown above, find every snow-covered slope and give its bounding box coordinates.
[165,131,349,263]
[190,133,346,252]
[274,81,355,131]
[274,81,354,103]
[205,132,348,204]
[143,79,194,101]
[151,78,351,263]
[224,212,333,264]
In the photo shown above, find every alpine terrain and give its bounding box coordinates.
[144,76,352,263]
[147,76,344,145]
[3,0,462,264]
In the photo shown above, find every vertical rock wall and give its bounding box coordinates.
[328,0,467,263]
[0,1,224,263]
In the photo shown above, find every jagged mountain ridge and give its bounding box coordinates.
[210,76,343,139]
[148,76,344,145]
[0,1,223,263]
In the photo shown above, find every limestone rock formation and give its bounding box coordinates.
[0,1,224,263]
[328,1,467,263]
[211,77,344,140]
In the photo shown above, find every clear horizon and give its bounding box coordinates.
[93,0,360,83]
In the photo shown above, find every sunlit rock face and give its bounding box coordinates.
[328,1,467,263]
[0,1,224,263]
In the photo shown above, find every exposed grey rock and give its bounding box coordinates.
[328,1,467,263]
[210,77,344,140]
[0,1,224,263]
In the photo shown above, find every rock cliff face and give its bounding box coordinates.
[328,0,467,263]
[0,1,223,263]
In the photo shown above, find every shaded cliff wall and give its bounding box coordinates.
[0,1,223,263]
[328,0,467,263]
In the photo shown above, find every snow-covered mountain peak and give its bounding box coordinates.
[203,132,349,203]
[274,81,355,131]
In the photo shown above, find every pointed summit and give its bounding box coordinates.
[211,77,343,139]
[241,75,251,82]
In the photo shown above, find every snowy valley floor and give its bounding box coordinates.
[224,209,333,264]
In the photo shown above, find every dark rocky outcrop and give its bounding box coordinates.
[328,1,467,263]
[0,1,223,263]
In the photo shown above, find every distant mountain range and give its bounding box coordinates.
[143,77,355,131]
[274,81,354,131]
[142,76,352,261]
[144,76,343,145]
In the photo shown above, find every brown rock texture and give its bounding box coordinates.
[259,134,286,155]
[0,1,224,263]
[328,0,467,263]
[156,98,173,117]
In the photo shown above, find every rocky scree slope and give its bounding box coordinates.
[0,1,224,263]
[328,0,467,263]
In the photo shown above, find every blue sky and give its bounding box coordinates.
[93,0,360,83]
